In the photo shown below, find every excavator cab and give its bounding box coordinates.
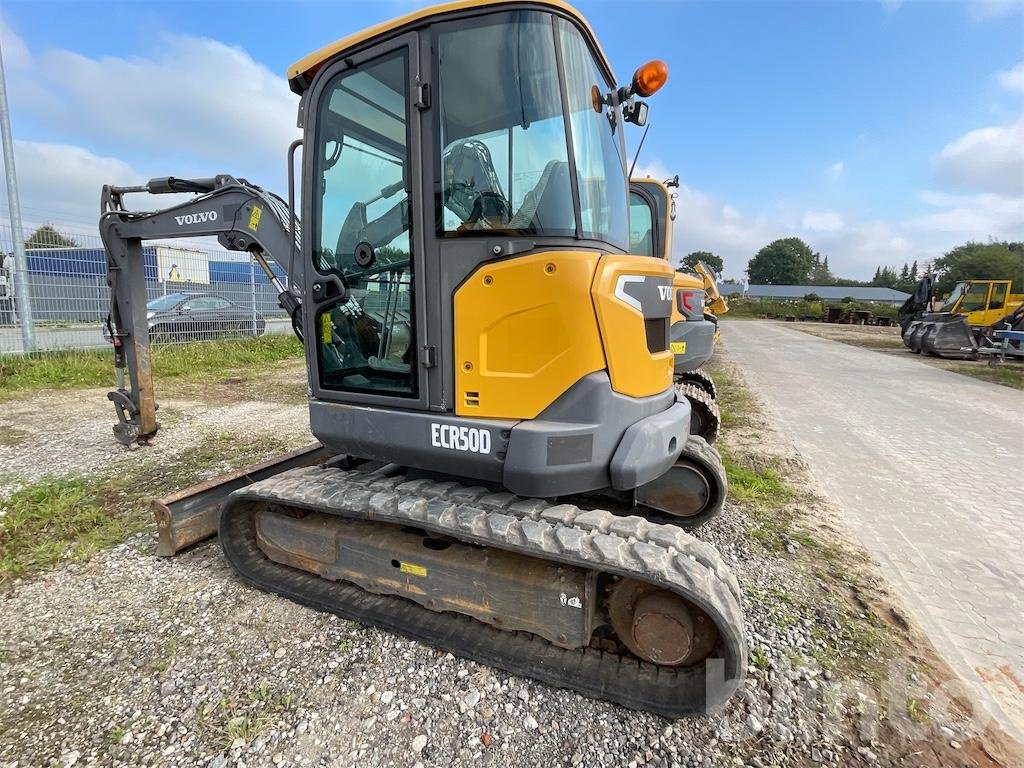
[100,0,746,718]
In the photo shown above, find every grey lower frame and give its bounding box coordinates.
[672,319,717,374]
[309,372,689,498]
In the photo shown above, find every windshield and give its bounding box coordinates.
[147,293,191,311]
[435,11,627,247]
[939,282,968,312]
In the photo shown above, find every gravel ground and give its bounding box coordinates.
[1,357,1020,768]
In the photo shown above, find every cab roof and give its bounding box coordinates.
[287,0,613,94]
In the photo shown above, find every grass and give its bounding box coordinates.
[0,335,304,400]
[204,684,293,748]
[0,431,291,584]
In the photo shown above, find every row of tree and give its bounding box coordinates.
[680,238,1023,295]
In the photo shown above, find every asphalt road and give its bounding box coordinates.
[0,318,292,354]
[722,320,1024,741]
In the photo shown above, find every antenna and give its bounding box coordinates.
[628,122,651,179]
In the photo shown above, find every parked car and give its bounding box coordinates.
[146,292,265,342]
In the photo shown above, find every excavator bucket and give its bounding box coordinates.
[920,314,977,358]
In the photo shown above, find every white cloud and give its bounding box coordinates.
[935,116,1024,196]
[997,61,1024,93]
[827,161,844,181]
[4,140,142,227]
[2,25,299,191]
[801,211,845,232]
[968,0,1023,20]
[908,190,1024,235]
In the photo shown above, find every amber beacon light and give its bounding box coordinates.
[632,59,669,97]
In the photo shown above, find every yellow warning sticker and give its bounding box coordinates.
[670,341,687,354]
[248,205,263,231]
[399,561,428,577]
[320,312,332,344]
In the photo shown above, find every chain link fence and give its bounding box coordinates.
[0,222,291,354]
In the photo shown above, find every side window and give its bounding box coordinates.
[989,283,1007,311]
[211,297,233,310]
[313,50,416,397]
[960,283,990,313]
[629,192,655,257]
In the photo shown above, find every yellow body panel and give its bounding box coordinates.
[288,0,613,90]
[591,255,674,398]
[454,252,606,418]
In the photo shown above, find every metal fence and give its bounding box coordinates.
[0,222,291,354]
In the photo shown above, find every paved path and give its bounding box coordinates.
[723,320,1024,740]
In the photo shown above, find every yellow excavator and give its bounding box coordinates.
[100,0,745,716]
[901,276,1024,359]
[630,175,728,443]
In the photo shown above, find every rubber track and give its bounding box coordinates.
[220,466,746,717]
[676,382,721,445]
[675,369,717,400]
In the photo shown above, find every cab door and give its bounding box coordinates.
[301,33,429,409]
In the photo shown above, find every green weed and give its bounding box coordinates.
[0,336,303,400]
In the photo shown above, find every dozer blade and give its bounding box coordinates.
[152,443,336,556]
[219,465,747,717]
[920,314,977,359]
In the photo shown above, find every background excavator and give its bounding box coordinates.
[630,175,728,443]
[900,276,1023,359]
[100,0,746,717]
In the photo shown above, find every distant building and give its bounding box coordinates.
[718,282,910,306]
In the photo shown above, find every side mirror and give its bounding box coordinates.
[179,304,192,314]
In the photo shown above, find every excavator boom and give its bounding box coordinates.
[101,175,303,444]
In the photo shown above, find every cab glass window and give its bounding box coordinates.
[557,17,628,247]
[313,50,416,397]
[435,12,573,237]
[629,191,655,257]
[960,282,990,313]
[989,283,1007,310]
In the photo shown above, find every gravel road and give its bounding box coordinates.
[1,355,1017,768]
[721,320,1024,742]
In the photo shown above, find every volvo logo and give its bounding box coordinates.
[174,211,218,226]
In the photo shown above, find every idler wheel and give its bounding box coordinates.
[608,578,719,666]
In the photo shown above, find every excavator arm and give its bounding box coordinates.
[100,174,303,445]
[694,261,728,317]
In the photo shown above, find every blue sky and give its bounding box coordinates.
[1,0,1022,280]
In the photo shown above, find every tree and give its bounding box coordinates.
[746,238,816,285]
[809,251,834,284]
[678,251,724,278]
[25,224,78,248]
[932,241,1024,294]
[909,260,918,281]
[899,263,909,281]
